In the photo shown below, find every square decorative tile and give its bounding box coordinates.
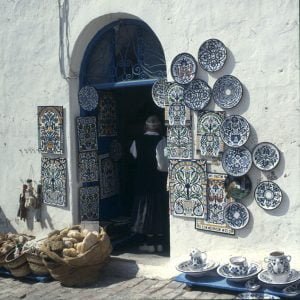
[78,151,99,183]
[41,157,67,207]
[76,116,98,152]
[80,186,99,221]
[195,173,235,235]
[38,106,64,154]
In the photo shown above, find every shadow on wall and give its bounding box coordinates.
[24,205,55,231]
[0,206,16,233]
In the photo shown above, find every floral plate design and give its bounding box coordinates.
[235,292,280,299]
[254,181,282,210]
[252,142,280,171]
[223,202,249,230]
[78,86,99,111]
[176,260,218,277]
[151,78,171,108]
[258,269,300,286]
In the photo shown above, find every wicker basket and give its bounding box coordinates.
[26,252,49,276]
[5,250,31,277]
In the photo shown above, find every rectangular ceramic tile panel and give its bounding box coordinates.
[76,116,98,152]
[167,126,193,159]
[196,111,225,157]
[80,186,100,221]
[165,104,191,126]
[195,173,235,235]
[38,106,64,154]
[99,154,119,199]
[169,159,207,219]
[98,91,117,137]
[78,151,99,183]
[41,157,67,207]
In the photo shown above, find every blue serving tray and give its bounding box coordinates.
[175,272,298,298]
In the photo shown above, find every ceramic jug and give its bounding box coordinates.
[189,248,207,268]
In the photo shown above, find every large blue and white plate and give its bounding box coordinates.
[171,53,197,85]
[183,79,211,110]
[212,75,243,109]
[235,292,280,299]
[222,147,252,177]
[78,86,99,111]
[217,262,261,282]
[176,259,218,277]
[151,78,171,108]
[254,181,282,210]
[223,202,249,230]
[252,142,280,171]
[258,269,300,286]
[198,39,227,72]
[220,115,250,147]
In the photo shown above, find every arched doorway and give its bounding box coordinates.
[79,19,168,253]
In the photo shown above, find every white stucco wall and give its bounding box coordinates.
[0,0,299,269]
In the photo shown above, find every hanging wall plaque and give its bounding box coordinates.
[220,115,250,147]
[252,142,280,171]
[41,157,67,207]
[38,106,64,154]
[183,79,211,111]
[198,39,227,72]
[98,91,117,137]
[167,126,193,159]
[169,160,207,219]
[171,53,197,85]
[76,116,98,152]
[223,202,249,230]
[222,147,252,177]
[78,86,99,111]
[195,173,235,235]
[151,78,170,108]
[79,186,100,221]
[212,75,243,109]
[99,154,119,199]
[197,111,225,157]
[78,151,99,183]
[254,181,282,210]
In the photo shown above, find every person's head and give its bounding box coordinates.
[144,115,162,133]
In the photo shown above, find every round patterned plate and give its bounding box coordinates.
[222,147,252,177]
[171,53,197,85]
[254,181,282,210]
[78,86,99,111]
[176,260,218,277]
[252,142,280,171]
[212,75,243,109]
[167,83,185,104]
[224,202,249,230]
[224,175,252,201]
[183,79,211,110]
[198,39,227,72]
[151,78,171,108]
[220,115,250,147]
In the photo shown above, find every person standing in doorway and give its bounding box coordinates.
[130,115,169,253]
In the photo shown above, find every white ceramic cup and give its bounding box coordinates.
[228,256,248,276]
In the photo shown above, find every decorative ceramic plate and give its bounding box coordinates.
[176,260,218,277]
[171,53,197,85]
[217,262,261,282]
[224,175,252,201]
[167,83,185,104]
[220,115,250,147]
[254,181,282,210]
[151,78,171,108]
[258,269,300,286]
[212,75,243,109]
[223,202,249,230]
[222,147,252,177]
[198,39,227,72]
[252,142,280,171]
[183,79,211,110]
[235,292,280,300]
[78,86,99,111]
[283,280,300,296]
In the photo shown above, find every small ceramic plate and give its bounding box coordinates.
[176,260,218,277]
[167,83,185,104]
[258,269,300,286]
[220,115,250,147]
[283,281,300,296]
[198,39,227,72]
[171,53,197,85]
[212,75,243,109]
[217,262,261,282]
[254,181,282,210]
[183,79,211,111]
[223,202,250,230]
[222,147,252,177]
[78,86,99,111]
[235,292,280,300]
[252,142,280,171]
[151,78,171,108]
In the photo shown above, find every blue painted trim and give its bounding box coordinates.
[92,79,156,90]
